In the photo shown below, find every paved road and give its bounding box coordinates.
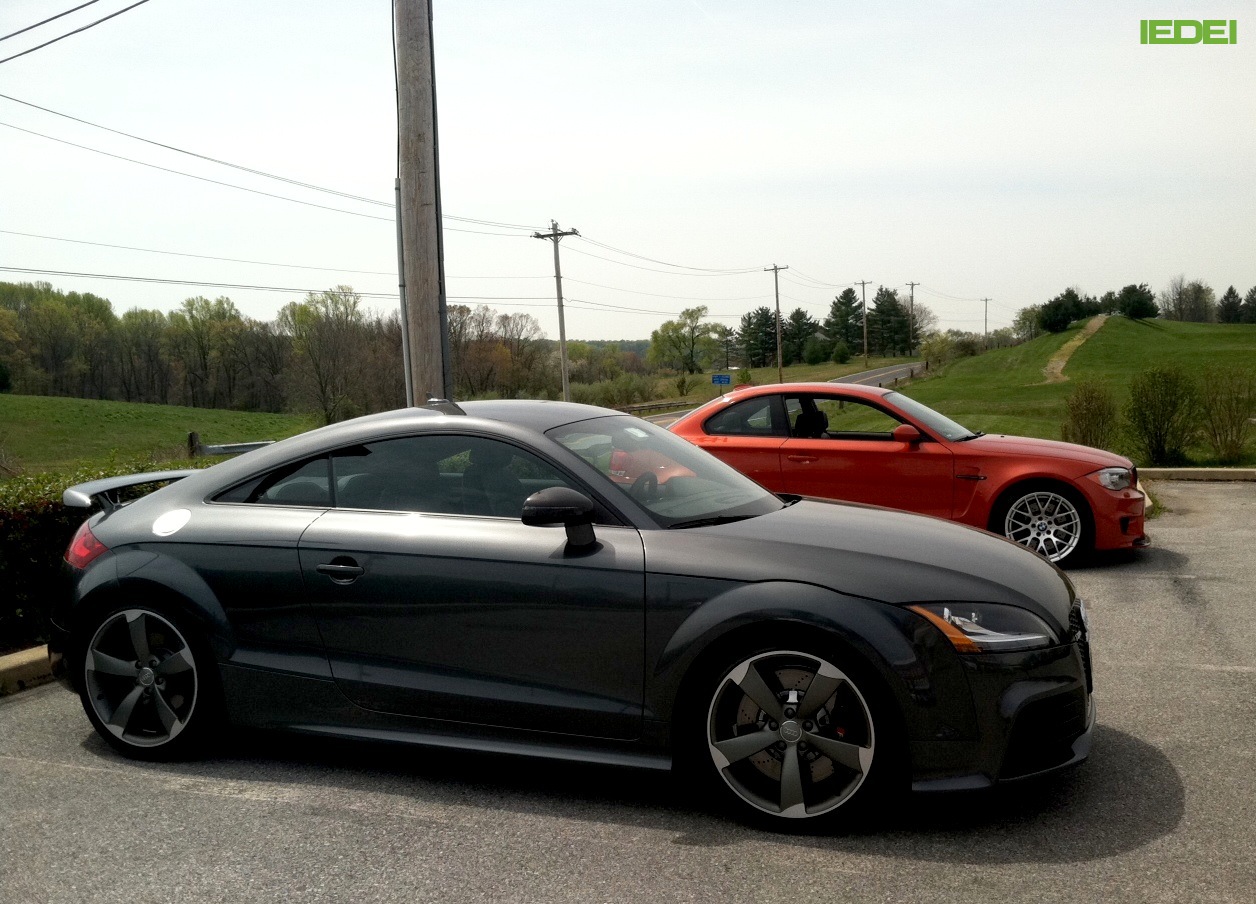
[2,481,1253,903]
[830,361,922,387]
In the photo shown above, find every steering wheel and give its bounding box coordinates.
[630,472,659,503]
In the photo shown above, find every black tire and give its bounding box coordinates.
[78,604,220,760]
[689,642,895,830]
[992,482,1093,566]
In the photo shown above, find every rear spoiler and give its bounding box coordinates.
[63,470,198,513]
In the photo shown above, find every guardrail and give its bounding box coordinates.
[187,432,274,458]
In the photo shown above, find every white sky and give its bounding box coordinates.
[2,1,1253,341]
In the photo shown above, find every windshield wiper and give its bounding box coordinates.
[957,431,985,441]
[668,515,754,530]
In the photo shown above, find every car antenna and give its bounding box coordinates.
[422,396,466,416]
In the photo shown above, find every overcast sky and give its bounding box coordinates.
[2,1,1253,341]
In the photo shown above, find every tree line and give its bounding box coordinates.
[1014,279,1256,338]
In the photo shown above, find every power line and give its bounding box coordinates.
[1,229,396,276]
[0,0,152,66]
[1,1,103,42]
[0,266,557,302]
[0,93,546,233]
[563,277,769,302]
[574,235,759,274]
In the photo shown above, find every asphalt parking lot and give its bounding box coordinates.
[1,480,1253,904]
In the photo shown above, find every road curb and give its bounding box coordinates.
[1140,468,1256,481]
[0,645,54,697]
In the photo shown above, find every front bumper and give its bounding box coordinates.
[908,628,1095,792]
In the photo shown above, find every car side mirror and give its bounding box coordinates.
[892,424,923,444]
[521,486,597,547]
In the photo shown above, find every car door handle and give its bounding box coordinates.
[317,561,365,583]
[786,455,819,463]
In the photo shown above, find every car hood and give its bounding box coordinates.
[957,433,1133,470]
[642,498,1074,629]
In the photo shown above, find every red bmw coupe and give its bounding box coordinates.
[669,382,1148,565]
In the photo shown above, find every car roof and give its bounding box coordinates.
[724,382,896,400]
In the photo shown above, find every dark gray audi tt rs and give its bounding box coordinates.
[49,399,1094,828]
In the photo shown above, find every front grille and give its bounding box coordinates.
[999,687,1089,779]
[1070,599,1093,693]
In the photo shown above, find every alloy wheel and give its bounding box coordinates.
[1003,490,1082,562]
[84,608,199,749]
[706,650,875,819]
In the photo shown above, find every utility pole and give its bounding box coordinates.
[765,264,788,384]
[906,281,919,357]
[395,0,451,401]
[855,280,872,367]
[982,297,991,349]
[533,220,579,401]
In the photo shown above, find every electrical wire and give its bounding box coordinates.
[562,278,768,303]
[574,235,760,274]
[0,229,396,276]
[0,1,103,42]
[0,0,152,66]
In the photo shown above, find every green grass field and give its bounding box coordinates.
[901,317,1256,464]
[0,395,316,473]
[3,321,1253,474]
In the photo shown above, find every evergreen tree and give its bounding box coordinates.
[737,306,776,368]
[824,288,862,350]
[867,287,909,355]
[1243,286,1256,324]
[1218,286,1243,323]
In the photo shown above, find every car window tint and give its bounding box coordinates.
[239,457,332,507]
[811,396,903,439]
[703,397,785,437]
[332,435,570,518]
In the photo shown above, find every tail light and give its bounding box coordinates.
[65,522,108,569]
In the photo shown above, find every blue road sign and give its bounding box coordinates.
[712,374,732,385]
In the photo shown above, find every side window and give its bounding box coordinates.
[216,457,331,507]
[703,397,786,437]
[812,396,903,439]
[331,435,571,518]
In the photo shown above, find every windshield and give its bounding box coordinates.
[883,391,977,441]
[547,416,784,528]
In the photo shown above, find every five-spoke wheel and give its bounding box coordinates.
[81,607,207,758]
[1000,487,1087,564]
[704,649,877,823]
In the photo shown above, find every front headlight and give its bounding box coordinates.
[1092,467,1133,491]
[908,603,1059,653]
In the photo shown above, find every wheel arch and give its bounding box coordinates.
[651,581,917,735]
[987,477,1096,537]
[71,547,235,667]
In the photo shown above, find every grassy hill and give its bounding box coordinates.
[902,317,1256,465]
[0,395,316,474]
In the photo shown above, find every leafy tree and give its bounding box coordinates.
[823,289,862,350]
[648,306,713,374]
[1218,286,1243,323]
[737,306,776,368]
[1099,291,1120,314]
[1116,283,1158,320]
[1159,276,1216,322]
[277,286,365,424]
[1038,288,1096,333]
[1013,306,1042,342]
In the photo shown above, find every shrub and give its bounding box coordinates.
[0,457,214,653]
[1061,379,1118,450]
[569,373,659,408]
[1123,365,1200,465]
[734,368,753,386]
[1199,365,1256,463]
[830,340,851,365]
[803,338,830,366]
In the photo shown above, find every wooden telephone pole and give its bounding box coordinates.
[395,0,451,402]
